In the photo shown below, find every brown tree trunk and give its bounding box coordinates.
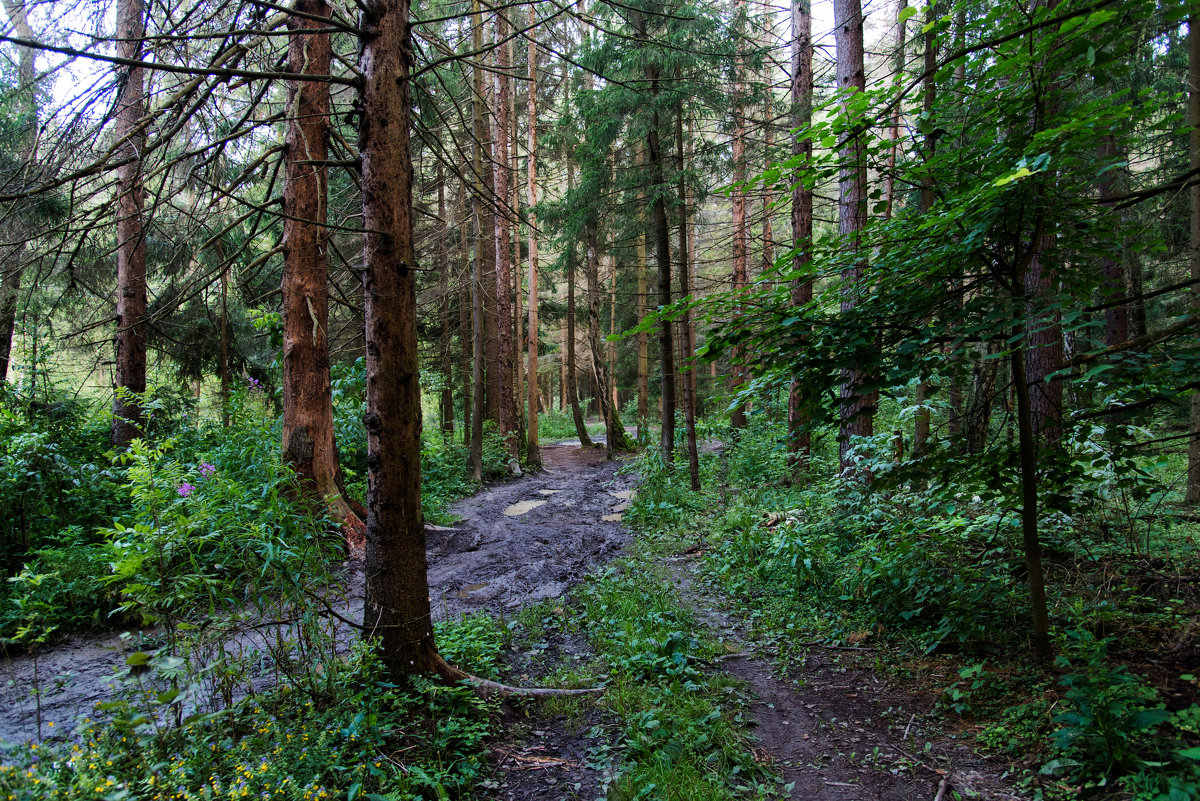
[281,0,364,550]
[493,13,518,458]
[359,0,441,677]
[730,0,749,431]
[913,3,937,455]
[636,148,650,429]
[566,161,593,448]
[526,19,542,470]
[787,0,814,463]
[470,0,487,478]
[112,0,148,450]
[1098,136,1128,349]
[835,0,875,469]
[439,166,455,442]
[1187,13,1200,504]
[964,343,999,454]
[0,0,35,382]
[883,0,907,221]
[678,104,700,489]
[631,9,675,463]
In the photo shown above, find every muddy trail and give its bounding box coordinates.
[0,442,633,747]
[491,550,1021,801]
[2,442,1019,800]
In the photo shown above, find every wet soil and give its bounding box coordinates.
[0,442,1020,801]
[0,442,632,747]
[669,558,1023,800]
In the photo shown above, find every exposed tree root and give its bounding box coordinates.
[432,654,606,699]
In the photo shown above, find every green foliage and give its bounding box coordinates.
[574,560,774,801]
[1042,630,1200,798]
[0,639,496,801]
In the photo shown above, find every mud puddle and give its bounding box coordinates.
[0,443,633,747]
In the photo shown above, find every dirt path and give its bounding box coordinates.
[0,443,632,747]
[668,558,1021,801]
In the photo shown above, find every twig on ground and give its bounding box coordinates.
[903,712,916,740]
[933,777,949,801]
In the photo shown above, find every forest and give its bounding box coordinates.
[0,0,1197,798]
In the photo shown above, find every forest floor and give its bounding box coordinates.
[0,442,1021,800]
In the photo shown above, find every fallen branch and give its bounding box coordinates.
[796,640,875,652]
[434,654,606,699]
[933,777,949,801]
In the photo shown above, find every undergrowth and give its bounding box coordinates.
[622,405,1200,800]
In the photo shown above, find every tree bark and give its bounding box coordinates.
[112,0,148,450]
[492,12,518,458]
[0,0,36,383]
[469,0,487,479]
[358,0,441,677]
[565,161,593,448]
[526,19,542,470]
[834,0,875,469]
[913,3,937,455]
[280,0,364,551]
[787,0,814,464]
[678,104,700,489]
[730,0,750,431]
[1187,12,1200,503]
[636,147,650,430]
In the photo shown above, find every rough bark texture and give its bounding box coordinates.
[526,23,542,469]
[964,344,999,454]
[636,148,650,428]
[112,0,148,450]
[1188,14,1200,504]
[565,161,593,448]
[729,0,749,431]
[469,0,487,479]
[787,0,814,462]
[1098,136,1128,349]
[834,0,875,469]
[493,14,518,457]
[280,0,364,551]
[678,106,700,489]
[0,0,35,382]
[359,0,442,677]
[912,3,937,455]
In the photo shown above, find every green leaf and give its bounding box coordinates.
[994,167,1033,186]
[125,651,152,667]
[1177,747,1200,760]
[899,5,918,25]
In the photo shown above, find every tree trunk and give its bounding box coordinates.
[964,343,999,454]
[0,0,35,383]
[636,148,650,430]
[280,0,364,551]
[1188,13,1200,504]
[1011,335,1053,661]
[565,161,593,448]
[631,9,675,463]
[834,0,875,470]
[526,19,542,470]
[493,13,518,457]
[787,0,814,464]
[470,0,487,479]
[913,2,937,455]
[730,0,750,431]
[678,104,700,489]
[883,0,907,221]
[439,166,455,442]
[359,0,442,677]
[112,0,148,450]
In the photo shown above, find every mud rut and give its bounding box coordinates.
[2,443,1019,800]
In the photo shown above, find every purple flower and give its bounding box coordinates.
[198,463,215,478]
[177,483,195,498]
[245,376,264,392]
